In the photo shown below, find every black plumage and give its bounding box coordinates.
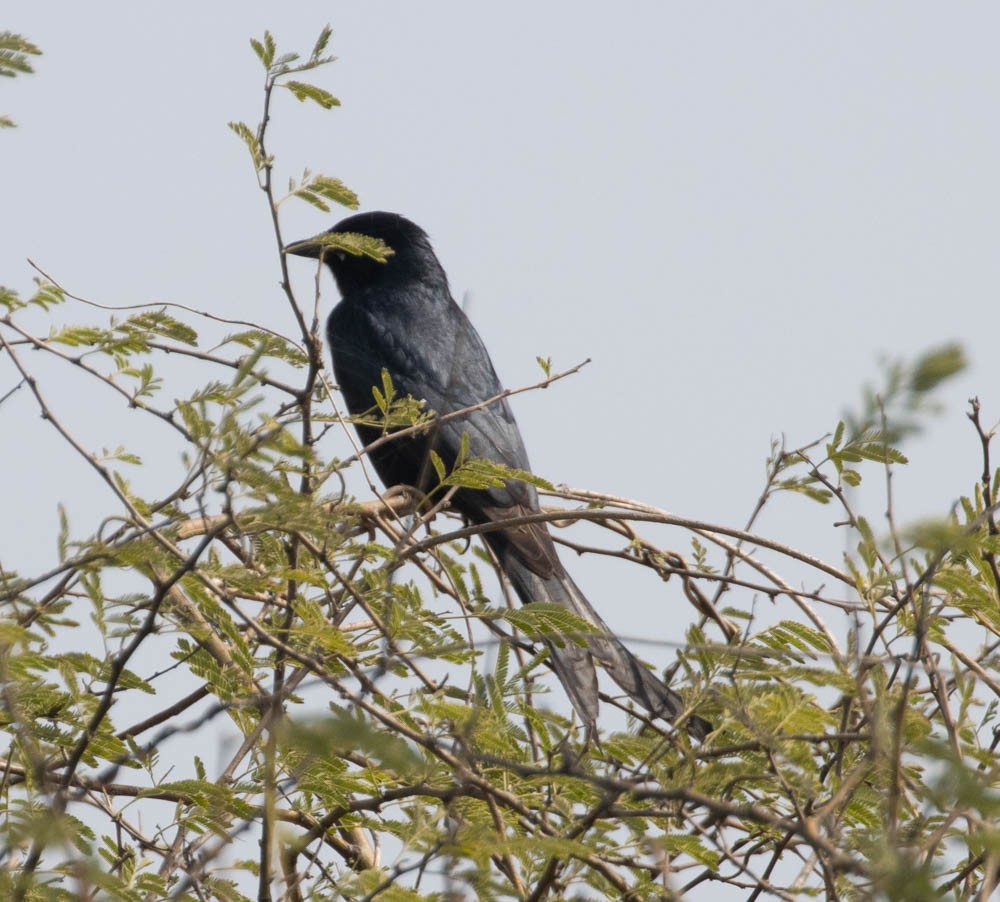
[286,211,710,740]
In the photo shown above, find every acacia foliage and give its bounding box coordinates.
[0,31,41,129]
[0,28,997,902]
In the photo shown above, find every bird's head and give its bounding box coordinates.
[284,211,445,296]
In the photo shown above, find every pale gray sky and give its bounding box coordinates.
[3,2,999,642]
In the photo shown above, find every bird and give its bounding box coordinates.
[285,211,710,741]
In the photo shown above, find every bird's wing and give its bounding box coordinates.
[334,293,562,576]
[341,292,538,509]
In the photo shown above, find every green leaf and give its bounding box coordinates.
[290,173,358,212]
[830,419,845,450]
[29,279,65,310]
[0,33,41,128]
[288,229,393,262]
[99,446,142,466]
[775,476,833,504]
[906,517,980,557]
[272,52,300,72]
[0,32,42,78]
[142,779,256,819]
[503,602,597,648]
[249,32,275,69]
[282,709,430,779]
[760,620,833,655]
[910,343,966,393]
[49,325,103,347]
[659,834,722,869]
[0,622,35,646]
[227,121,266,172]
[855,515,878,569]
[311,25,333,60]
[222,330,308,368]
[124,309,198,346]
[292,599,356,655]
[841,468,862,487]
[0,286,24,311]
[282,80,340,109]
[852,440,908,466]
[428,450,447,482]
[380,368,395,405]
[442,456,555,492]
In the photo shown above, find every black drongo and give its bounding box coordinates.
[286,211,710,740]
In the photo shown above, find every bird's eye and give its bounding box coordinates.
[334,250,347,262]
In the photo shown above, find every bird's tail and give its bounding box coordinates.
[500,554,711,741]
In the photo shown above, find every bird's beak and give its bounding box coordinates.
[283,236,325,259]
